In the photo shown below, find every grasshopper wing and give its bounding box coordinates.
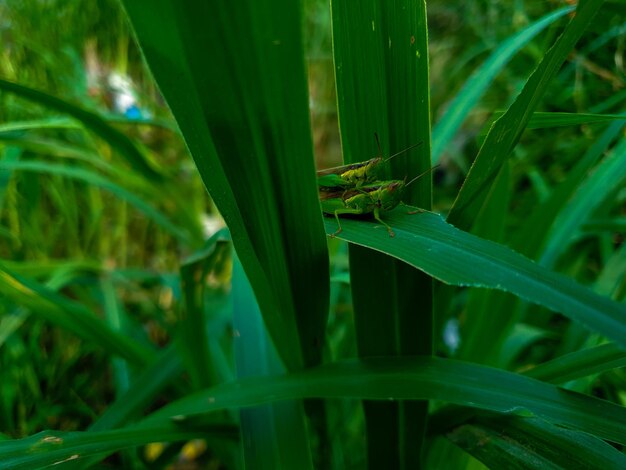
[316,158,381,188]
[317,173,350,188]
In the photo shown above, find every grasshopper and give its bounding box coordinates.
[316,134,423,189]
[320,166,438,237]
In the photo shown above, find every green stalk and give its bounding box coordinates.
[330,0,432,466]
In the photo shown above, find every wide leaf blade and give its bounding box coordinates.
[122,0,329,370]
[322,210,626,349]
[447,415,626,470]
[141,356,626,445]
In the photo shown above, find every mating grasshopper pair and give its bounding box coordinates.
[317,135,434,237]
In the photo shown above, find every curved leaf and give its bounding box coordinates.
[0,424,237,469]
[323,210,626,349]
[447,415,626,470]
[141,356,626,445]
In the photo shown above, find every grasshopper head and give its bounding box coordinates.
[364,157,384,181]
[379,180,404,211]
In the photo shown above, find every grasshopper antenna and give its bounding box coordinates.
[405,164,441,187]
[374,132,383,158]
[372,133,423,161]
[384,140,424,163]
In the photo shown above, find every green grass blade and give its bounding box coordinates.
[122,0,329,371]
[330,0,432,464]
[0,78,162,180]
[481,111,626,132]
[0,160,192,244]
[0,261,97,350]
[179,230,233,390]
[0,423,238,469]
[431,6,572,162]
[89,346,184,432]
[0,264,154,366]
[70,347,185,468]
[524,342,626,384]
[558,19,626,83]
[101,277,132,395]
[0,133,204,245]
[140,356,626,445]
[540,136,626,267]
[447,415,626,470]
[591,87,626,114]
[0,146,21,213]
[511,122,622,260]
[322,210,626,349]
[447,0,604,231]
[463,123,624,365]
[458,162,511,364]
[594,242,626,297]
[0,135,116,170]
[233,255,313,470]
[583,217,626,234]
[0,117,80,132]
[0,259,103,279]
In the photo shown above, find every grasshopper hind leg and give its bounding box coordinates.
[330,207,363,237]
[332,212,343,237]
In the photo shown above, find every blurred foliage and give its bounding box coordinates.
[0,0,209,451]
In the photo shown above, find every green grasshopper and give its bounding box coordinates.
[316,134,423,188]
[320,166,438,237]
